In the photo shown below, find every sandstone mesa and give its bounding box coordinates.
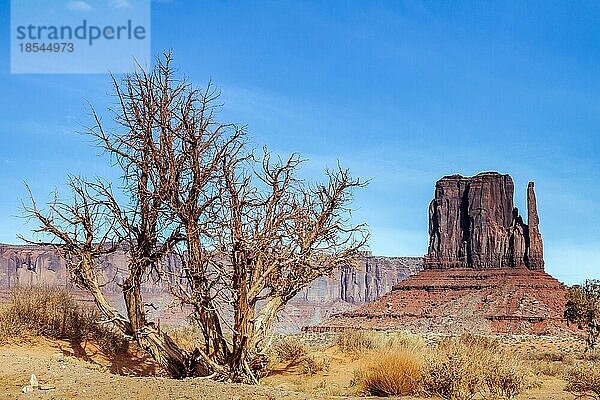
[312,172,573,336]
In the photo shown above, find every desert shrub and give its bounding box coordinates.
[565,280,600,351]
[423,334,528,400]
[302,355,330,375]
[533,360,569,377]
[350,368,365,388]
[164,322,205,352]
[360,346,424,396]
[529,351,574,378]
[0,286,128,355]
[3,286,80,338]
[422,335,492,399]
[483,358,528,399]
[529,350,566,362]
[0,306,23,339]
[583,349,600,362]
[91,317,129,355]
[456,332,500,351]
[335,330,376,354]
[351,334,530,399]
[274,337,307,362]
[422,350,480,400]
[564,361,600,399]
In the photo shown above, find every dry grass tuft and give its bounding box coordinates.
[0,286,128,355]
[354,333,529,399]
[564,361,600,399]
[301,355,330,375]
[335,330,376,354]
[274,337,307,363]
[360,345,423,396]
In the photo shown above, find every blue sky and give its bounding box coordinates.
[1,1,599,283]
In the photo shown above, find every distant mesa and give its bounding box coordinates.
[309,172,575,336]
[0,172,576,335]
[0,245,422,332]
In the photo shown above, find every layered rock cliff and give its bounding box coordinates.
[424,172,544,270]
[293,255,422,305]
[312,268,571,335]
[0,244,168,295]
[0,245,421,304]
[0,244,422,331]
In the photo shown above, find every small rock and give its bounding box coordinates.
[29,374,39,388]
[39,384,55,390]
[52,353,65,362]
[21,385,33,394]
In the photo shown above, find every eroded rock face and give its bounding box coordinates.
[527,182,544,270]
[311,172,572,336]
[0,244,422,332]
[424,172,544,270]
[293,255,422,305]
[0,244,170,295]
[277,255,422,332]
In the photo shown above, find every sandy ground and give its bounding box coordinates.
[0,335,586,400]
[0,339,356,400]
[263,335,580,400]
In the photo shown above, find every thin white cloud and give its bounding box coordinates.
[109,0,133,9]
[67,1,94,12]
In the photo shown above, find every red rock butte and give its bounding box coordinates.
[309,172,574,335]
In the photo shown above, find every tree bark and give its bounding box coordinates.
[252,296,284,353]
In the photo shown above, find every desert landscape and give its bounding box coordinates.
[1,170,599,399]
[2,1,600,400]
[0,331,596,399]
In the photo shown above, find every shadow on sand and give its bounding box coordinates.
[58,338,164,377]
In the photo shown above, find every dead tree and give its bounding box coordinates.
[23,52,368,382]
[164,149,368,382]
[22,52,239,378]
[22,178,191,377]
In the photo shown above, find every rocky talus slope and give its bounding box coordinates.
[312,172,574,335]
